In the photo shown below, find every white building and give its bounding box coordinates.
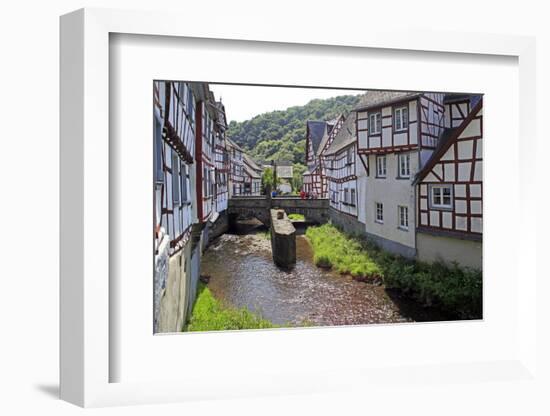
[355,91,446,258]
[227,138,246,196]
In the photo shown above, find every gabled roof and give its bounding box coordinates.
[307,120,328,155]
[226,137,244,152]
[324,112,357,156]
[243,163,261,179]
[413,99,483,185]
[243,153,262,172]
[354,91,421,111]
[316,114,344,157]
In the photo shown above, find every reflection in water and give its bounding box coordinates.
[201,231,438,327]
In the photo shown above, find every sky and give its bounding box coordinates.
[209,84,367,123]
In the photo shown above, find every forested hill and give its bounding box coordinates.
[226,94,362,164]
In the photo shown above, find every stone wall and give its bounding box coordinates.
[417,231,482,270]
[208,211,229,243]
[270,209,296,269]
[153,233,169,334]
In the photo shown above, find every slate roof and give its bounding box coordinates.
[243,163,261,179]
[316,114,344,157]
[243,153,262,173]
[307,120,328,154]
[354,91,421,111]
[226,137,244,152]
[324,112,357,156]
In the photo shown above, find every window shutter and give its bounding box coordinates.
[377,114,382,133]
[403,107,409,127]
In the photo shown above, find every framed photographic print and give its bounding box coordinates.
[60,7,540,409]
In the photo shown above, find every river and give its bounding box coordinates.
[201,226,448,327]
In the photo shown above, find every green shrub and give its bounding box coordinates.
[186,283,275,331]
[306,223,482,319]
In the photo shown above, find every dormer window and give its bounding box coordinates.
[394,106,409,131]
[369,112,382,135]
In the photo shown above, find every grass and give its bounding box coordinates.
[288,213,305,221]
[186,283,275,331]
[305,223,482,319]
[305,223,382,280]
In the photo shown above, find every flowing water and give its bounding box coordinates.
[201,226,447,327]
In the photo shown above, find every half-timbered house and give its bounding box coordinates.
[242,154,262,195]
[153,80,201,333]
[213,101,229,212]
[302,116,345,197]
[414,97,483,269]
[194,85,218,223]
[354,91,446,257]
[324,112,366,230]
[227,137,246,196]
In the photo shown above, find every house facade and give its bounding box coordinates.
[303,116,344,198]
[153,80,201,333]
[213,101,229,213]
[227,138,246,197]
[324,112,367,234]
[354,91,446,258]
[243,154,262,195]
[414,98,483,269]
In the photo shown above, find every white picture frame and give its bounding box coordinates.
[60,7,540,408]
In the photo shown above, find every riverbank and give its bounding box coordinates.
[186,282,275,331]
[305,224,482,319]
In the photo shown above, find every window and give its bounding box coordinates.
[398,205,409,230]
[172,153,180,204]
[375,202,384,223]
[376,155,387,177]
[431,185,453,208]
[180,162,188,203]
[398,153,410,178]
[346,148,353,165]
[203,167,209,197]
[350,189,356,206]
[394,106,409,131]
[343,188,349,204]
[369,112,382,135]
[154,117,164,183]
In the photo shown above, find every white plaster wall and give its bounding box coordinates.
[363,151,419,249]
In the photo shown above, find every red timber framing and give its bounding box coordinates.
[154,81,196,257]
[415,99,483,240]
[325,143,358,216]
[317,116,344,198]
[356,93,445,159]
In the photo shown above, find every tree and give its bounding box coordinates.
[261,167,281,193]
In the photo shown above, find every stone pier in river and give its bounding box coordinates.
[270,209,296,269]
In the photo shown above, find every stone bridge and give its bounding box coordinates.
[227,196,329,226]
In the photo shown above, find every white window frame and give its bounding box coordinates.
[398,205,409,230]
[376,155,387,178]
[394,105,409,131]
[369,112,382,135]
[398,153,411,178]
[350,188,356,207]
[430,185,453,209]
[375,202,384,223]
[346,148,353,165]
[180,162,189,204]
